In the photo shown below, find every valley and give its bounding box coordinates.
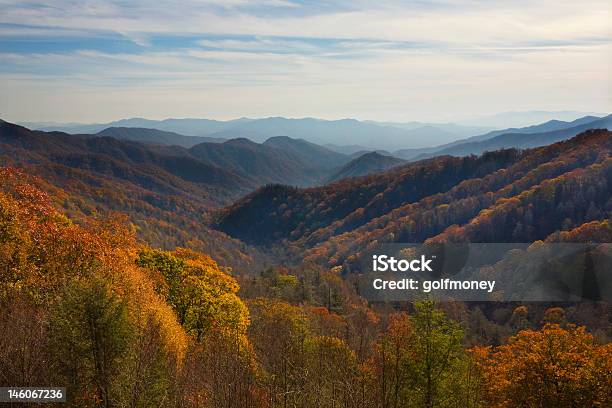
[3,1,610,405]
[2,116,610,275]
[1,114,610,408]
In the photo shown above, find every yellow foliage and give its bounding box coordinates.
[0,169,188,364]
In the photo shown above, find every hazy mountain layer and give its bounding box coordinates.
[25,117,484,151]
[263,136,351,170]
[395,114,611,160]
[412,115,612,160]
[216,130,611,269]
[326,152,405,182]
[97,127,226,147]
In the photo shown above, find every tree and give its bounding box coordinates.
[114,317,174,408]
[248,298,310,407]
[473,324,612,407]
[0,295,52,387]
[370,312,414,408]
[408,301,465,408]
[303,336,360,408]
[370,304,478,408]
[138,248,249,341]
[49,277,134,408]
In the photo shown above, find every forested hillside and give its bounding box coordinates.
[189,137,327,186]
[96,127,226,147]
[1,121,610,408]
[217,130,612,269]
[0,121,268,272]
[263,135,351,170]
[326,151,406,182]
[1,167,610,407]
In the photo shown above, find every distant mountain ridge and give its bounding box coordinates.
[23,116,487,151]
[410,114,612,160]
[186,117,463,150]
[25,117,242,136]
[326,152,405,182]
[263,136,351,170]
[458,110,606,128]
[189,138,326,186]
[96,127,226,148]
[23,112,607,154]
[457,115,604,144]
[394,114,612,160]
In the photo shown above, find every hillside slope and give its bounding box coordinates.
[326,152,405,182]
[216,130,611,269]
[0,121,250,198]
[263,136,351,170]
[216,148,523,245]
[395,115,610,160]
[96,127,225,147]
[0,121,268,272]
[189,138,327,186]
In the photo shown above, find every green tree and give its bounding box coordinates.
[49,277,134,408]
[407,301,466,408]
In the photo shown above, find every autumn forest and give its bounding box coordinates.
[0,114,610,408]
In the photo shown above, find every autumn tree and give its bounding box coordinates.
[137,248,249,341]
[370,312,414,408]
[248,298,310,407]
[473,324,612,407]
[370,304,479,408]
[303,336,361,408]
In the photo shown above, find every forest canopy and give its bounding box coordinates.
[0,166,610,407]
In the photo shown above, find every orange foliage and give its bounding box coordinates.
[0,168,188,361]
[472,324,612,407]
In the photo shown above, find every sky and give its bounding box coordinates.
[0,0,610,123]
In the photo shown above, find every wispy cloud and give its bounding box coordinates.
[0,0,610,122]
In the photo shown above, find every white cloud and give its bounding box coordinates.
[0,0,610,122]
[1,1,609,47]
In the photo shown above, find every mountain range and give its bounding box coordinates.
[22,117,490,151]
[394,114,612,160]
[1,115,610,275]
[0,120,398,198]
[413,115,612,159]
[216,129,612,270]
[457,110,607,128]
[326,152,405,182]
[97,127,226,147]
[23,114,610,159]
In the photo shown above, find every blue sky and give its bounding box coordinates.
[0,0,610,123]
